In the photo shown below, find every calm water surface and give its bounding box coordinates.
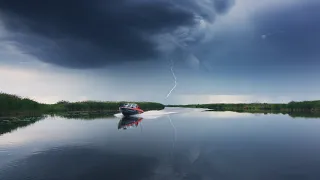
[1,108,320,180]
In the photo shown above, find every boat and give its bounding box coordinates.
[119,103,144,117]
[118,116,143,130]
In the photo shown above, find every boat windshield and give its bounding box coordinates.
[122,103,137,108]
[130,104,137,108]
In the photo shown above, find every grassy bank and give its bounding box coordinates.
[0,93,165,117]
[167,100,320,112]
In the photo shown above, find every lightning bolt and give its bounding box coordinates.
[165,58,177,99]
[164,19,203,99]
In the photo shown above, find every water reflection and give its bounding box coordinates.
[206,110,320,119]
[0,116,45,135]
[54,111,118,120]
[0,145,159,180]
[118,116,143,130]
[1,109,320,180]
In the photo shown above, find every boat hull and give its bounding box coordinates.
[119,107,143,117]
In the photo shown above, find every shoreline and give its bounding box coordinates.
[0,92,165,118]
[166,101,320,113]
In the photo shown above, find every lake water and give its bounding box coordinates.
[1,108,320,180]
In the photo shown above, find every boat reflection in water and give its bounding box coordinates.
[118,116,143,130]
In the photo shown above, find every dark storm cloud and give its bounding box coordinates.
[0,0,235,68]
[177,0,235,21]
[213,0,235,14]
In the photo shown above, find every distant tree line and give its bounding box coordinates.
[48,100,165,112]
[0,93,44,116]
[0,93,165,116]
[167,101,320,112]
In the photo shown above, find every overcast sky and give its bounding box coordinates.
[0,0,319,104]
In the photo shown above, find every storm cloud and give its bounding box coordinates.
[0,0,235,68]
[252,1,320,60]
[192,0,320,76]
